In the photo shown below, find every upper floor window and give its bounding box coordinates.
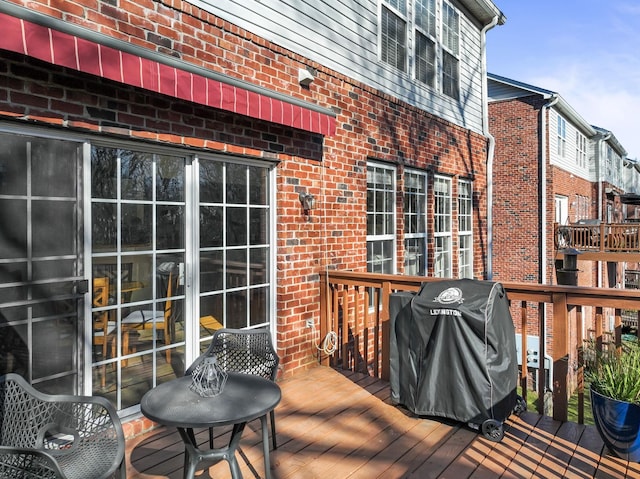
[381,0,460,99]
[576,131,587,168]
[606,145,614,181]
[441,2,460,100]
[557,114,567,157]
[381,3,408,72]
[404,170,428,275]
[414,0,437,88]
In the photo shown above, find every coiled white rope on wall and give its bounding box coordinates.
[318,329,338,356]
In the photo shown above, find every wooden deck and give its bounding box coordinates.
[125,366,640,479]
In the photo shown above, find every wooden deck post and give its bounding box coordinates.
[380,281,391,381]
[552,292,569,422]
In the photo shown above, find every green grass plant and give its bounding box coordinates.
[586,339,640,406]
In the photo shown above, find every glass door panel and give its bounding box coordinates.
[197,161,271,351]
[0,134,83,394]
[91,147,186,410]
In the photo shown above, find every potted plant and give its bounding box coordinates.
[587,338,640,462]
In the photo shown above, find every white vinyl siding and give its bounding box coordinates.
[547,109,592,181]
[196,0,489,134]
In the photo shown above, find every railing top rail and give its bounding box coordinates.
[321,270,640,309]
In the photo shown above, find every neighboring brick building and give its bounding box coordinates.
[0,0,504,416]
[488,73,634,395]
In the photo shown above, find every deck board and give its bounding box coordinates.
[125,366,636,479]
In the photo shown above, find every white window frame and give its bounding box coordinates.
[433,175,452,277]
[404,169,428,275]
[367,162,397,275]
[458,179,472,279]
[557,114,567,157]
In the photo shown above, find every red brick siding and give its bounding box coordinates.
[0,0,488,376]
[489,96,545,284]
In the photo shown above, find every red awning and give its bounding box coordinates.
[0,12,335,136]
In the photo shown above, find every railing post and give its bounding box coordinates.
[319,271,330,366]
[576,305,584,424]
[614,308,622,352]
[552,292,569,422]
[380,281,391,381]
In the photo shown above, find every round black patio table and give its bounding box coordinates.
[140,372,281,479]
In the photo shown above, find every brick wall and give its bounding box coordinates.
[489,95,545,284]
[0,0,488,376]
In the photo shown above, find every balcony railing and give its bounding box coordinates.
[555,222,640,259]
[319,270,640,424]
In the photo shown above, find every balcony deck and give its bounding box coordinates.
[125,366,639,479]
[555,222,640,261]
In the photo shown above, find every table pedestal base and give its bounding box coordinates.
[179,424,246,479]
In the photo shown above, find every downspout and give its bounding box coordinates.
[597,132,612,288]
[481,13,503,280]
[540,94,559,285]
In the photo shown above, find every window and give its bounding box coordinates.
[381,3,407,72]
[404,170,427,275]
[557,114,566,157]
[433,175,452,277]
[576,131,587,168]
[458,179,472,279]
[381,0,460,98]
[367,163,396,274]
[414,0,436,87]
[441,2,460,99]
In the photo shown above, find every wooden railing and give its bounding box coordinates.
[555,222,640,253]
[319,270,640,423]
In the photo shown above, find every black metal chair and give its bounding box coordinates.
[187,328,280,451]
[0,373,126,479]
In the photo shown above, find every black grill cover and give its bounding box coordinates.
[390,279,518,425]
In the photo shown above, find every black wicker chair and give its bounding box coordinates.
[187,328,280,451]
[0,373,126,479]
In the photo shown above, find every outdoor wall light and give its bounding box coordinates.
[299,192,316,214]
[298,67,315,87]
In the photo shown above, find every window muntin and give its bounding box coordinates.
[458,179,472,279]
[557,114,567,157]
[367,163,396,274]
[381,5,407,72]
[404,170,427,275]
[433,175,452,277]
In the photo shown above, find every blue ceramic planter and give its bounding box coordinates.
[590,388,640,462]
